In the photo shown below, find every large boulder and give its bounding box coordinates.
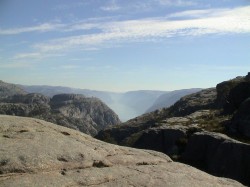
[131,125,188,157]
[0,115,243,187]
[182,131,250,185]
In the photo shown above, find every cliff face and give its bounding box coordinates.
[0,115,243,187]
[96,73,250,185]
[0,93,121,136]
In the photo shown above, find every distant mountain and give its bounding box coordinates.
[20,85,115,104]
[146,88,202,113]
[0,80,27,98]
[21,85,168,121]
[20,85,203,121]
[0,83,121,136]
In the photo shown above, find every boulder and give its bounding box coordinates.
[132,125,188,157]
[0,115,243,187]
[182,131,250,185]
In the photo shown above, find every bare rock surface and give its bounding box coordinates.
[183,131,250,185]
[0,115,243,187]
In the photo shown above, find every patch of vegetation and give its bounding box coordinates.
[196,112,230,133]
[122,131,144,146]
[100,132,118,145]
[0,159,9,166]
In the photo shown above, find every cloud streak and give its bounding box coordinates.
[0,23,64,35]
[156,0,197,7]
[34,6,250,52]
[3,6,250,58]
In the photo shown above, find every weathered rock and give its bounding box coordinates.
[225,82,250,114]
[182,131,250,185]
[245,72,250,81]
[0,93,121,136]
[231,97,250,138]
[0,115,243,187]
[131,125,188,156]
[169,88,217,117]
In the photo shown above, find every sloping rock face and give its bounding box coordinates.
[0,93,120,136]
[0,115,243,187]
[0,80,27,98]
[182,131,250,185]
[98,110,250,185]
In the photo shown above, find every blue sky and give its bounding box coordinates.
[0,0,250,92]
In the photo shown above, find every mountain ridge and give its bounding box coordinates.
[20,84,202,121]
[0,81,121,136]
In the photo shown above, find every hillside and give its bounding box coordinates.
[0,80,27,98]
[21,84,202,121]
[96,73,250,185]
[146,88,202,113]
[21,85,167,121]
[0,91,120,136]
[0,115,243,187]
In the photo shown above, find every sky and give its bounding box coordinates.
[0,0,250,92]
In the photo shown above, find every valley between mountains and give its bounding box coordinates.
[1,73,250,186]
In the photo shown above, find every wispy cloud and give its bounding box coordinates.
[13,53,42,60]
[156,0,197,7]
[5,6,250,59]
[100,0,120,11]
[53,2,89,10]
[33,6,250,53]
[0,23,64,35]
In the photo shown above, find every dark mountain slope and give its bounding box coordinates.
[96,73,250,185]
[146,88,202,113]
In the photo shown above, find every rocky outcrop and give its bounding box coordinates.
[168,88,217,117]
[0,93,121,136]
[0,115,243,187]
[182,131,250,185]
[215,76,245,108]
[231,97,250,138]
[225,81,250,113]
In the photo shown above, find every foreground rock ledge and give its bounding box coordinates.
[0,115,243,187]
